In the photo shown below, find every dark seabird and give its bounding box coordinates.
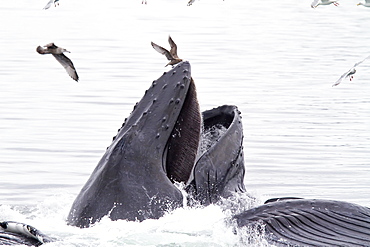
[36,43,79,82]
[311,0,339,8]
[332,55,370,87]
[151,36,183,67]
[43,0,60,10]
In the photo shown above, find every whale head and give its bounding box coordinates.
[68,62,203,227]
[67,61,246,228]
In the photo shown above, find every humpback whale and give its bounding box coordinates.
[234,198,370,246]
[67,61,200,227]
[67,61,246,228]
[0,221,52,246]
[2,61,370,246]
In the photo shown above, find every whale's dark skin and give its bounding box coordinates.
[0,232,42,246]
[187,105,246,206]
[67,61,247,228]
[67,61,203,227]
[0,230,42,246]
[234,198,370,246]
[0,221,52,246]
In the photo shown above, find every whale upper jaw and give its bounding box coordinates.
[67,61,203,227]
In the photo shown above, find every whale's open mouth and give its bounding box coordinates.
[67,61,245,228]
[163,78,201,184]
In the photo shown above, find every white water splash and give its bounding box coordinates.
[0,190,270,246]
[199,124,228,155]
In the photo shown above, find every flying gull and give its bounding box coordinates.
[36,43,79,82]
[43,0,59,10]
[151,36,183,67]
[332,55,370,87]
[311,0,339,8]
[357,0,370,7]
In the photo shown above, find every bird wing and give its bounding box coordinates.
[311,0,320,7]
[168,36,179,58]
[332,69,352,87]
[151,42,173,61]
[44,43,57,49]
[353,54,370,68]
[332,55,370,87]
[52,54,79,81]
[365,0,370,3]
[43,0,54,9]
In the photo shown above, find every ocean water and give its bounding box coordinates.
[0,0,370,246]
